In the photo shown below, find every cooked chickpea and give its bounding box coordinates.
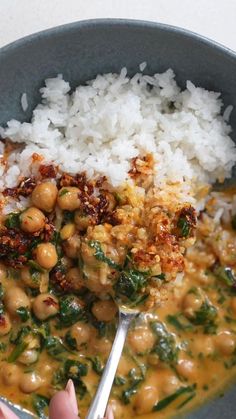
[117,356,133,376]
[70,322,93,349]
[18,349,39,365]
[128,326,156,354]
[176,358,197,380]
[183,292,203,318]
[215,331,235,355]
[0,313,11,336]
[20,372,41,393]
[92,299,117,322]
[134,384,159,414]
[4,287,30,315]
[33,293,59,320]
[66,267,83,291]
[162,373,180,396]
[108,399,123,418]
[93,337,112,356]
[0,263,7,281]
[230,297,236,316]
[60,223,76,240]
[20,207,45,233]
[35,243,58,269]
[57,187,80,211]
[74,211,91,231]
[1,363,21,386]
[63,234,81,259]
[192,335,214,356]
[31,182,58,212]
[21,267,40,289]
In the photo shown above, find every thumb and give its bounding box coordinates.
[49,379,79,419]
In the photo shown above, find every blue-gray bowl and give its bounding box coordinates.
[0,18,235,419]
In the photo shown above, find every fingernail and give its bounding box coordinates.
[105,405,114,419]
[0,402,18,419]
[65,379,78,415]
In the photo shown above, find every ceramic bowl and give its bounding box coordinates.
[0,19,235,419]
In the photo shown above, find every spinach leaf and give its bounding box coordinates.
[114,376,126,386]
[5,212,21,229]
[32,394,49,418]
[231,215,236,230]
[63,211,75,224]
[121,368,144,404]
[16,306,30,322]
[89,240,121,270]
[87,356,104,375]
[177,392,196,409]
[177,217,190,237]
[191,300,218,334]
[8,341,28,362]
[64,359,88,381]
[214,266,236,287]
[65,331,77,350]
[153,384,196,411]
[58,296,85,327]
[167,314,193,331]
[10,325,31,344]
[151,321,179,364]
[44,336,69,360]
[114,269,148,303]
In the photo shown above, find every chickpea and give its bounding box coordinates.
[117,356,133,376]
[162,373,180,396]
[1,363,21,386]
[70,322,93,349]
[63,234,81,259]
[57,187,80,211]
[92,300,117,322]
[215,331,235,355]
[35,243,58,269]
[60,223,76,240]
[93,337,112,356]
[182,292,202,318]
[18,349,38,365]
[176,358,197,380]
[0,263,7,281]
[74,211,91,231]
[108,399,123,418]
[20,372,41,393]
[230,297,236,316]
[20,207,45,233]
[21,267,41,289]
[4,287,30,315]
[31,182,58,212]
[66,268,83,291]
[0,313,11,336]
[192,335,214,356]
[128,326,155,354]
[134,384,159,414]
[33,293,59,321]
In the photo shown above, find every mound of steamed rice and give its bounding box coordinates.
[0,67,236,195]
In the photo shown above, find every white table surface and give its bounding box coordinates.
[0,0,235,51]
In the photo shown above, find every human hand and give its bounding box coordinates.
[0,380,114,419]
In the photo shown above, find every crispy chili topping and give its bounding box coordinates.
[129,154,154,178]
[3,177,36,198]
[0,228,32,267]
[39,164,57,179]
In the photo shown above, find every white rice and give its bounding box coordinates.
[1,68,236,198]
[20,93,28,112]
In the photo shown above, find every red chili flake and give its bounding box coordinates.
[43,297,58,307]
[2,177,36,198]
[0,315,6,326]
[39,164,57,179]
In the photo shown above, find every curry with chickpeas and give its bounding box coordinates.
[0,155,235,418]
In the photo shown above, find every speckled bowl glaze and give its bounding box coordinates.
[0,19,235,419]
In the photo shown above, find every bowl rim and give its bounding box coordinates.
[0,18,235,59]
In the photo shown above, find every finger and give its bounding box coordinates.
[0,402,19,419]
[49,380,79,419]
[104,405,114,419]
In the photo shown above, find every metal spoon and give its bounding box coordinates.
[86,306,139,419]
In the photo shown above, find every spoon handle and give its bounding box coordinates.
[86,310,136,419]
